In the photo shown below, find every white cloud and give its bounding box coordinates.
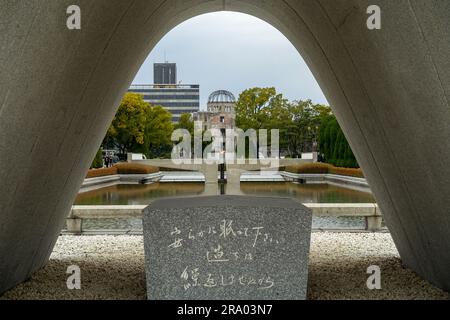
[133,12,328,109]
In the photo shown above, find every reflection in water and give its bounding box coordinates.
[75,182,374,231]
[75,183,205,205]
[74,182,374,205]
[239,182,375,203]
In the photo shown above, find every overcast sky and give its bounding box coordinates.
[132,11,328,109]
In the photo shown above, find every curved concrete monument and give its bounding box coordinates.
[0,0,449,293]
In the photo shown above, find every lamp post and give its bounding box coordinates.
[218,150,226,195]
[219,150,226,183]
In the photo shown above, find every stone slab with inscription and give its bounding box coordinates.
[143,195,312,300]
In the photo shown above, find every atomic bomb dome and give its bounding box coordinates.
[194,90,236,131]
[207,90,236,104]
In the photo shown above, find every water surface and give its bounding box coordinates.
[75,182,375,231]
[75,182,375,205]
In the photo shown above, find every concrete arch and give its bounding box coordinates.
[0,0,449,293]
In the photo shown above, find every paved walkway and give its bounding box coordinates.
[1,233,449,300]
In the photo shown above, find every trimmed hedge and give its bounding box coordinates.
[285,163,331,174]
[329,166,364,178]
[86,167,117,178]
[159,167,194,172]
[115,163,159,175]
[86,163,159,178]
[319,116,359,168]
[91,148,104,169]
[285,163,364,178]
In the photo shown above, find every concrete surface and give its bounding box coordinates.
[70,203,380,218]
[281,172,370,189]
[1,0,450,293]
[159,172,205,183]
[240,171,285,182]
[66,203,383,234]
[138,159,310,194]
[70,205,147,219]
[80,173,162,193]
[1,234,449,300]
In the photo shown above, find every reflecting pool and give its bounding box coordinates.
[74,182,376,231]
[75,182,375,205]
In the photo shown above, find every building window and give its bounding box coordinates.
[220,116,225,123]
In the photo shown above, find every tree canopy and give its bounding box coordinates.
[235,87,357,167]
[97,88,358,167]
[175,113,194,136]
[236,87,290,132]
[319,115,359,168]
[104,93,173,158]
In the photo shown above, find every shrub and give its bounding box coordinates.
[86,166,117,178]
[285,163,364,178]
[285,163,331,174]
[319,116,359,168]
[115,163,159,174]
[86,163,159,178]
[159,167,194,172]
[329,166,364,178]
[90,148,104,169]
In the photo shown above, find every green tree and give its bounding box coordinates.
[141,105,174,158]
[105,93,174,159]
[105,93,149,156]
[174,113,196,153]
[175,113,194,135]
[285,100,332,157]
[236,87,291,156]
[236,87,289,131]
[319,115,359,168]
[232,86,356,164]
[90,148,104,169]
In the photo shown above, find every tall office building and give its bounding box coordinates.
[154,63,177,85]
[129,63,200,123]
